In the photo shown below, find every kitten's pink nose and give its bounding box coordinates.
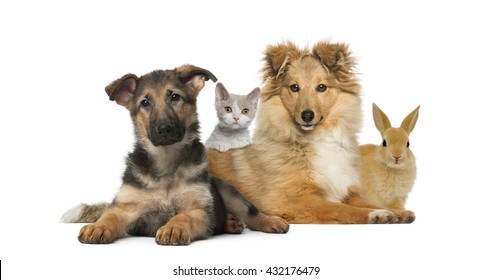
[234,117,239,121]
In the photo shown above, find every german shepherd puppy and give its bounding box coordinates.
[208,41,416,224]
[66,65,288,245]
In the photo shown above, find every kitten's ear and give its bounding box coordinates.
[215,82,230,101]
[247,87,260,105]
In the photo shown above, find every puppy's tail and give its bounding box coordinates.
[60,202,109,223]
[211,177,289,233]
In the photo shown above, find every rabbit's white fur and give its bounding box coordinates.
[359,103,420,210]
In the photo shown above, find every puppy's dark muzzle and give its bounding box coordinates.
[150,123,184,146]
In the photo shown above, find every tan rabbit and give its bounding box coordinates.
[359,103,420,210]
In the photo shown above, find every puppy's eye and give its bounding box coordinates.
[382,140,387,147]
[407,141,410,148]
[290,84,300,92]
[224,106,232,113]
[317,84,327,92]
[242,108,249,114]
[170,93,181,102]
[140,98,150,108]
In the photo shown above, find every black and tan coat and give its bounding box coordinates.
[62,65,288,245]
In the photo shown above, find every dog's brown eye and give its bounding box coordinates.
[317,84,327,92]
[170,93,181,102]
[290,84,300,92]
[224,106,232,113]
[382,140,387,147]
[140,99,150,108]
[242,108,249,114]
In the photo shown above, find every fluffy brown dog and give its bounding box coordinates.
[208,41,415,224]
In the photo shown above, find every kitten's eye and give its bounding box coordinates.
[140,98,150,108]
[382,140,387,147]
[290,84,300,92]
[407,141,410,148]
[224,106,232,113]
[317,84,327,92]
[242,108,249,114]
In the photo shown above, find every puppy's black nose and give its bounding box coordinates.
[151,123,184,146]
[301,110,315,123]
[156,124,175,136]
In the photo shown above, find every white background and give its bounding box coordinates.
[1,1,490,279]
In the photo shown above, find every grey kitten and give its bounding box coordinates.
[205,82,260,152]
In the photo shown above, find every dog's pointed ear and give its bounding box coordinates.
[262,42,299,82]
[312,41,355,74]
[105,74,139,107]
[175,64,217,93]
[312,41,359,94]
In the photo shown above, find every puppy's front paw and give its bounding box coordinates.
[368,209,394,224]
[78,223,118,244]
[155,224,192,245]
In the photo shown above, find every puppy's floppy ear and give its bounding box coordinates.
[312,41,355,74]
[262,41,299,81]
[175,64,217,93]
[105,73,139,107]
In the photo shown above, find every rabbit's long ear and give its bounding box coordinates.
[372,103,392,135]
[401,105,420,135]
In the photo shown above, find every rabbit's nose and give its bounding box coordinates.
[393,155,402,163]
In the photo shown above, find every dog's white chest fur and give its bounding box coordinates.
[310,130,359,202]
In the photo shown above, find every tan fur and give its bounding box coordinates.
[78,203,136,243]
[359,103,419,210]
[208,41,415,224]
[155,206,210,245]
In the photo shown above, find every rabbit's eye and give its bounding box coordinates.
[407,141,410,148]
[382,140,387,147]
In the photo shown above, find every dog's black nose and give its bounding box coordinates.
[157,124,174,136]
[151,123,184,146]
[301,110,315,123]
